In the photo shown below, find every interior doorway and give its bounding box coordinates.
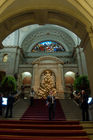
[21,72,32,98]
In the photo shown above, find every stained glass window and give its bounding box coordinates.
[31,41,65,52]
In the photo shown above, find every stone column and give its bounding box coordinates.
[14,47,20,73]
[76,47,83,75]
[80,48,88,75]
[56,63,64,98]
[83,30,93,97]
[76,46,88,75]
[32,64,39,93]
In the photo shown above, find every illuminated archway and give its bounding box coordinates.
[22,72,32,86]
[64,71,75,85]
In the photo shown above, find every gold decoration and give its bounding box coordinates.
[38,70,56,98]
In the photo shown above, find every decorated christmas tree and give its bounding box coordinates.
[38,70,56,98]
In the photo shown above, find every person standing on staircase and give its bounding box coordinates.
[5,92,15,118]
[80,90,89,121]
[30,88,35,106]
[46,90,56,120]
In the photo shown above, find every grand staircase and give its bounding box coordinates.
[0,98,93,140]
[12,98,82,121]
[0,120,90,140]
[59,99,82,120]
[21,99,66,120]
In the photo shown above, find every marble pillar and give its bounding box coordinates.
[83,30,93,97]
[56,64,64,98]
[32,64,39,92]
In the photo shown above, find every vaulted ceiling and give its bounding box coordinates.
[2,24,81,53]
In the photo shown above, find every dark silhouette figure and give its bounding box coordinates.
[21,85,24,98]
[46,91,56,120]
[75,72,79,78]
[80,90,89,121]
[5,93,15,118]
[30,88,35,106]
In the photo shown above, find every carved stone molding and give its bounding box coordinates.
[32,56,64,65]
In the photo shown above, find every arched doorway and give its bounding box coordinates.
[64,71,75,97]
[21,72,32,97]
[22,72,32,85]
[65,71,75,85]
[32,56,64,98]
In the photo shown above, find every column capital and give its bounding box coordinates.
[33,63,38,68]
[58,63,62,68]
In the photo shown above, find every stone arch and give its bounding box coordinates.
[18,71,32,98]
[32,55,64,65]
[0,0,92,45]
[64,71,75,85]
[21,25,75,52]
[32,56,64,98]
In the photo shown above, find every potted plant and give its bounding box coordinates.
[0,75,17,96]
[73,75,90,95]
